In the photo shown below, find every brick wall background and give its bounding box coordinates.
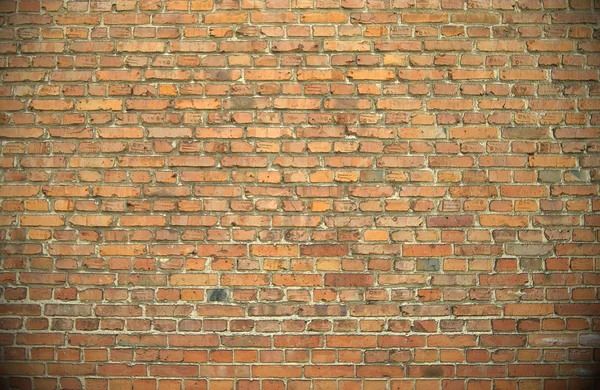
[1,0,600,389]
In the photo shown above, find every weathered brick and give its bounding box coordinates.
[0,3,596,385]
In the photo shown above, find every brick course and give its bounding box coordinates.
[0,0,599,388]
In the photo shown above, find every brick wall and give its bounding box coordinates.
[1,0,599,388]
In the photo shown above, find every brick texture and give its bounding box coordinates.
[1,0,600,389]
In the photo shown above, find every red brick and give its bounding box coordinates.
[327,335,377,348]
[527,40,573,52]
[252,365,302,378]
[0,304,41,316]
[403,244,452,257]
[500,69,547,80]
[0,185,40,197]
[169,335,219,347]
[0,5,597,386]
[222,274,269,286]
[325,274,374,287]
[298,69,345,81]
[300,245,348,257]
[305,365,355,378]
[169,274,218,286]
[508,364,556,377]
[409,365,454,378]
[428,335,477,347]
[17,333,65,345]
[76,99,122,111]
[376,99,422,110]
[274,335,323,348]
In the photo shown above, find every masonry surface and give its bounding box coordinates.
[0,0,600,389]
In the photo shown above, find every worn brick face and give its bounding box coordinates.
[0,0,600,388]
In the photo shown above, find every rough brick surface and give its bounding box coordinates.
[1,0,600,388]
